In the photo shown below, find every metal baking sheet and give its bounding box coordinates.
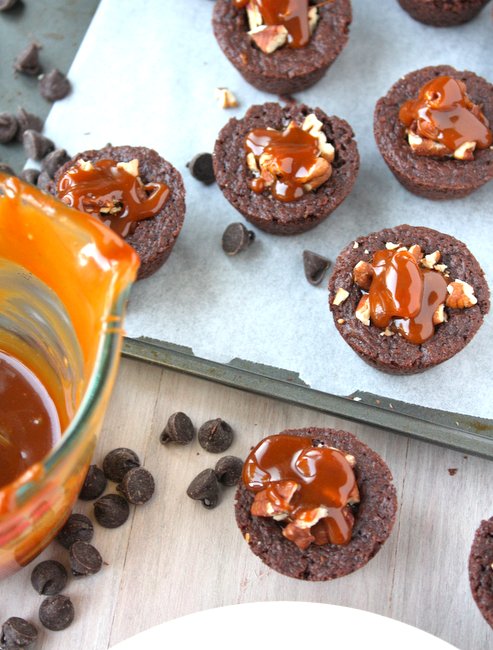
[32,0,493,456]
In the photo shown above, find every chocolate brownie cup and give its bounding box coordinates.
[329,224,490,374]
[374,65,493,200]
[212,0,352,95]
[469,516,493,628]
[51,145,186,280]
[213,102,359,235]
[397,0,491,26]
[235,428,397,581]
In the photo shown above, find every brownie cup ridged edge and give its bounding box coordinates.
[374,65,493,199]
[329,225,490,375]
[213,102,359,235]
[212,0,352,95]
[50,145,186,281]
[469,516,493,629]
[397,0,491,26]
[235,427,397,581]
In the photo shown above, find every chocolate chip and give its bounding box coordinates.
[160,411,195,445]
[41,148,70,178]
[36,169,52,190]
[1,618,37,648]
[94,494,130,528]
[0,112,18,144]
[69,541,103,577]
[103,448,141,482]
[214,455,243,486]
[39,595,74,631]
[117,467,155,505]
[222,222,255,256]
[39,68,71,102]
[56,513,94,549]
[79,464,107,500]
[198,418,234,453]
[16,108,43,141]
[186,152,215,185]
[31,560,68,595]
[303,250,331,286]
[14,42,42,76]
[187,469,220,509]
[0,0,18,9]
[22,129,54,161]
[20,168,40,185]
[0,163,15,176]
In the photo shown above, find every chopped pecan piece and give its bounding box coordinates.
[421,250,441,269]
[432,303,447,325]
[249,24,288,53]
[332,287,349,306]
[446,280,477,309]
[352,260,372,290]
[283,522,315,550]
[408,244,422,261]
[251,480,298,517]
[453,141,476,161]
[310,507,356,546]
[302,157,332,192]
[355,294,370,326]
[407,131,449,157]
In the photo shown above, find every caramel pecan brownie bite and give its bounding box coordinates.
[235,428,397,581]
[469,516,493,629]
[374,66,493,199]
[212,0,352,95]
[329,225,490,374]
[397,0,492,26]
[51,145,186,280]
[213,102,359,235]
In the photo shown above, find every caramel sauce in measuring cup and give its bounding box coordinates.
[245,122,320,201]
[399,76,493,151]
[369,249,448,344]
[0,352,60,488]
[0,174,139,499]
[243,434,358,545]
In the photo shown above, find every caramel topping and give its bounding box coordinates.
[243,434,359,547]
[368,249,448,345]
[57,159,170,238]
[245,121,325,202]
[234,0,311,48]
[0,350,60,489]
[399,76,493,154]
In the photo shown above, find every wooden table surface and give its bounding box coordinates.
[3,356,493,649]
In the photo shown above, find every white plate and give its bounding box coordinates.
[110,602,459,649]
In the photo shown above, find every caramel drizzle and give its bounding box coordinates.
[243,434,359,548]
[245,122,322,202]
[399,76,492,154]
[368,249,448,345]
[57,159,170,238]
[233,0,311,48]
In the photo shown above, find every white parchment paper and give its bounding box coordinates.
[42,0,493,417]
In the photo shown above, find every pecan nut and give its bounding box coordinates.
[446,280,477,309]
